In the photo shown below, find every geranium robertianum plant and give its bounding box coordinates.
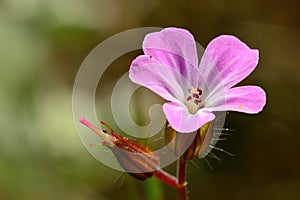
[80,28,266,200]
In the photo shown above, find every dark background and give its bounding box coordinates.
[0,0,299,199]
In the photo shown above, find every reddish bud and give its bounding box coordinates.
[80,118,159,181]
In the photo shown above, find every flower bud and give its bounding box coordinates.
[165,121,214,160]
[79,118,159,181]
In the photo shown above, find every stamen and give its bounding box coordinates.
[194,99,201,105]
[197,89,202,95]
[193,93,199,98]
[186,87,203,114]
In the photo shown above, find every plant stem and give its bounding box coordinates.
[154,169,178,189]
[177,157,186,185]
[154,159,188,200]
[177,157,187,200]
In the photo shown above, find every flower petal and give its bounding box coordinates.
[143,28,200,86]
[205,86,266,114]
[129,55,191,102]
[199,35,259,89]
[163,102,215,133]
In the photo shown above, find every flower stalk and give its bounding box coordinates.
[154,169,187,200]
[177,157,188,200]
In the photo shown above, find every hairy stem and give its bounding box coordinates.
[177,157,187,200]
[154,169,179,189]
[154,158,188,200]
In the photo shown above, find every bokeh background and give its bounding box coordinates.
[1,0,299,199]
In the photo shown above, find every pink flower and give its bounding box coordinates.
[129,28,266,133]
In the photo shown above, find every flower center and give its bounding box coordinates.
[186,87,202,114]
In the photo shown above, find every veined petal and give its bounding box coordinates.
[163,102,215,133]
[199,35,259,89]
[205,86,266,113]
[143,28,200,86]
[129,55,191,102]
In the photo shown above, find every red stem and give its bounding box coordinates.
[178,157,186,185]
[177,157,187,200]
[154,169,179,189]
[154,159,188,200]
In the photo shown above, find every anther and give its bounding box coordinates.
[197,89,202,95]
[186,87,203,114]
[193,93,199,98]
[194,99,201,105]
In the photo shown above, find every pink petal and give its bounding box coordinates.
[163,102,215,133]
[199,35,259,89]
[143,28,200,86]
[129,55,191,102]
[205,86,266,114]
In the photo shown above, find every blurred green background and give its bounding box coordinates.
[0,0,299,199]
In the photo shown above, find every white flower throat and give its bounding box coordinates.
[186,87,203,114]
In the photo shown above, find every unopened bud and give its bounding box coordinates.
[165,121,214,160]
[79,118,159,181]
